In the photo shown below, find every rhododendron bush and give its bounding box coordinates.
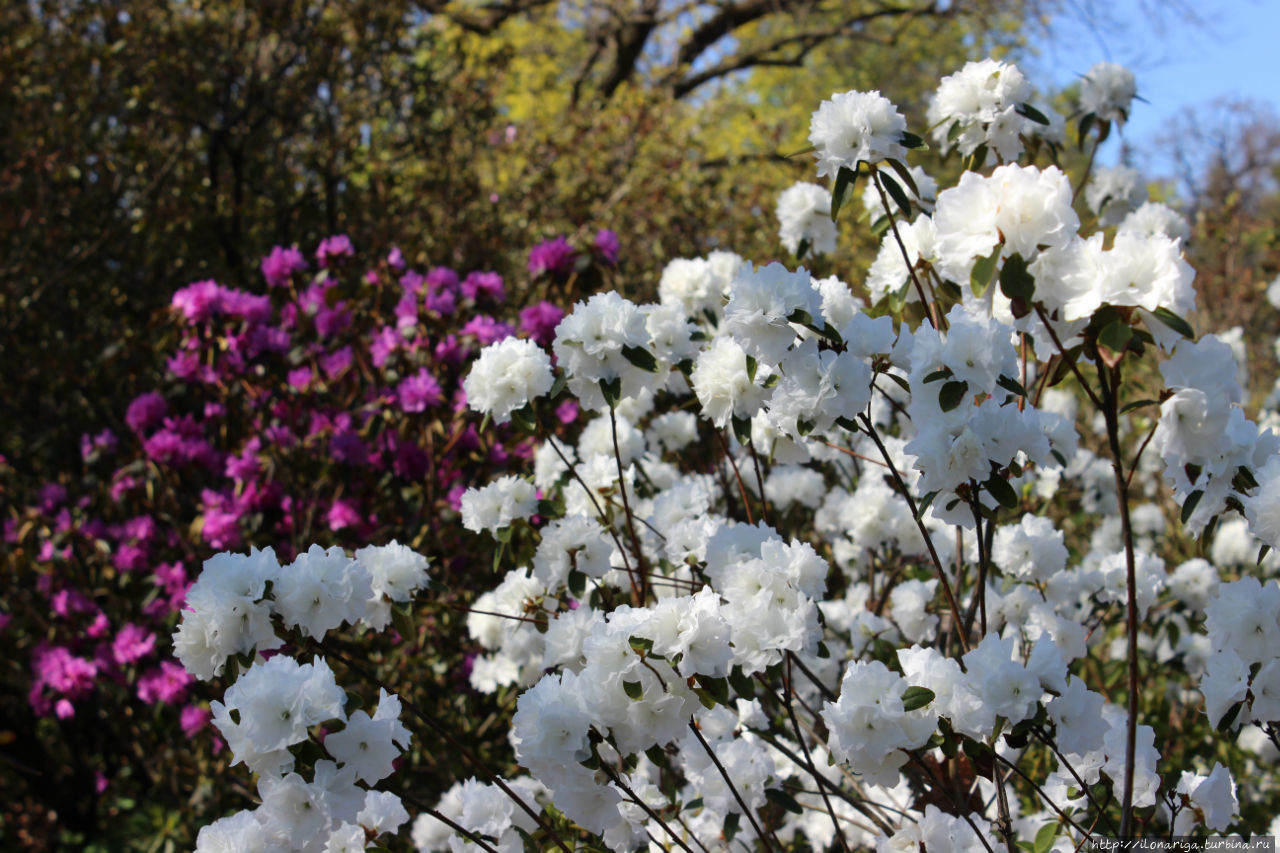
[0,231,621,846]
[11,55,1280,850]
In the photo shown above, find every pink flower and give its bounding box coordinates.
[137,661,193,705]
[519,301,564,347]
[261,245,307,288]
[327,497,362,531]
[112,623,156,666]
[180,704,211,738]
[463,271,505,303]
[461,315,514,346]
[316,234,354,267]
[397,368,443,413]
[288,366,313,391]
[594,229,620,265]
[528,236,577,279]
[320,346,353,380]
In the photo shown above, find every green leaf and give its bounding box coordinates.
[1181,489,1205,525]
[629,635,654,654]
[965,143,988,171]
[796,237,810,261]
[947,120,964,143]
[998,252,1035,313]
[568,569,586,598]
[1033,821,1059,853]
[745,354,758,383]
[924,367,953,384]
[884,372,910,394]
[1015,102,1052,126]
[766,788,803,815]
[600,376,622,409]
[1149,306,1195,339]
[731,414,752,446]
[996,375,1027,397]
[1078,113,1096,149]
[901,686,936,712]
[623,680,644,700]
[1097,320,1133,357]
[549,371,568,399]
[787,309,814,327]
[696,674,730,706]
[1217,699,1243,732]
[1119,399,1160,415]
[621,345,659,373]
[724,812,741,842]
[879,169,912,215]
[645,745,666,765]
[939,380,969,412]
[728,666,755,700]
[511,403,537,433]
[391,602,415,643]
[493,540,505,572]
[1260,544,1272,566]
[899,131,928,150]
[831,164,859,222]
[985,474,1019,510]
[684,797,704,812]
[886,158,921,199]
[917,490,940,518]
[970,245,1002,298]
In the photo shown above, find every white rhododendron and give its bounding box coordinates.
[180,59,1280,852]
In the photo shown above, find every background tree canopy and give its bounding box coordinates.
[1,0,1032,480]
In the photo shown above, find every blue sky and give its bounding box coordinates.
[1027,0,1280,169]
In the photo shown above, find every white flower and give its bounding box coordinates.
[1246,455,1280,549]
[463,337,554,424]
[776,182,837,257]
[927,58,1035,161]
[214,656,346,764]
[1086,164,1147,226]
[460,475,538,534]
[194,811,278,853]
[1080,61,1137,124]
[326,690,411,785]
[274,544,373,640]
[691,336,770,428]
[809,90,908,178]
[933,164,1078,283]
[553,291,662,411]
[1174,762,1238,833]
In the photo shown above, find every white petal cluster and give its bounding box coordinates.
[821,660,935,786]
[553,291,665,411]
[1079,61,1137,124]
[1086,164,1148,226]
[926,58,1037,161]
[172,548,282,679]
[460,475,538,534]
[275,545,374,640]
[463,337,554,424]
[1153,335,1274,533]
[808,90,908,177]
[933,163,1078,283]
[775,182,836,257]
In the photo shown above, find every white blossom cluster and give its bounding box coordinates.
[171,56,1280,852]
[175,543,431,852]
[442,62,1280,847]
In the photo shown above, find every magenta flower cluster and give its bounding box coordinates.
[6,229,618,796]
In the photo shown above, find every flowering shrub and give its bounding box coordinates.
[170,59,1280,851]
[0,231,620,847]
